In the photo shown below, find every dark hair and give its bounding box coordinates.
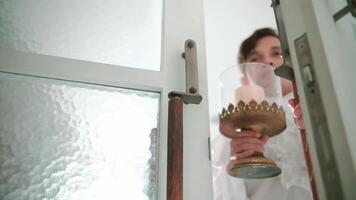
[238,28,279,64]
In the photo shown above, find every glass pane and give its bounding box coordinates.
[0,0,162,71]
[0,72,160,200]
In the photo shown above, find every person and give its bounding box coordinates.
[212,28,311,200]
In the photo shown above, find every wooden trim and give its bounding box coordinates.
[167,97,183,200]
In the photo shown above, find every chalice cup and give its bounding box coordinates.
[219,63,286,179]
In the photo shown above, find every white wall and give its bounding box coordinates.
[204,0,277,139]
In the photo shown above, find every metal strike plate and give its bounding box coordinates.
[169,39,202,104]
[294,34,343,199]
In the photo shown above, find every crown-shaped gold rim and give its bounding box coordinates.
[219,99,286,137]
[219,99,285,120]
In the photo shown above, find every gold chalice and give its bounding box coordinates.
[219,63,286,179]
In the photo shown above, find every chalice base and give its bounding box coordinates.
[227,155,281,179]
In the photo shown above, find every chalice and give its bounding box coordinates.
[219,63,286,179]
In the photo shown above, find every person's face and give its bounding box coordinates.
[245,36,283,67]
[243,36,292,95]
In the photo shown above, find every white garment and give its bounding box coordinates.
[212,93,312,200]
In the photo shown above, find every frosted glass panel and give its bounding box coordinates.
[0,0,162,70]
[0,72,159,200]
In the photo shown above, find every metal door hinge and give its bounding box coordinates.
[169,39,202,104]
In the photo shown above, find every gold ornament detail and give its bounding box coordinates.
[219,99,286,137]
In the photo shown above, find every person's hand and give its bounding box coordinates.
[288,98,305,130]
[229,131,269,160]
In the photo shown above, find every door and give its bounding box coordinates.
[274,0,356,199]
[0,0,213,199]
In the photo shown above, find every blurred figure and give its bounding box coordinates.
[212,28,310,200]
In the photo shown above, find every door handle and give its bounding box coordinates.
[169,39,202,104]
[167,39,202,200]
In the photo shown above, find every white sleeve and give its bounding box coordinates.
[263,96,310,192]
[212,135,250,200]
